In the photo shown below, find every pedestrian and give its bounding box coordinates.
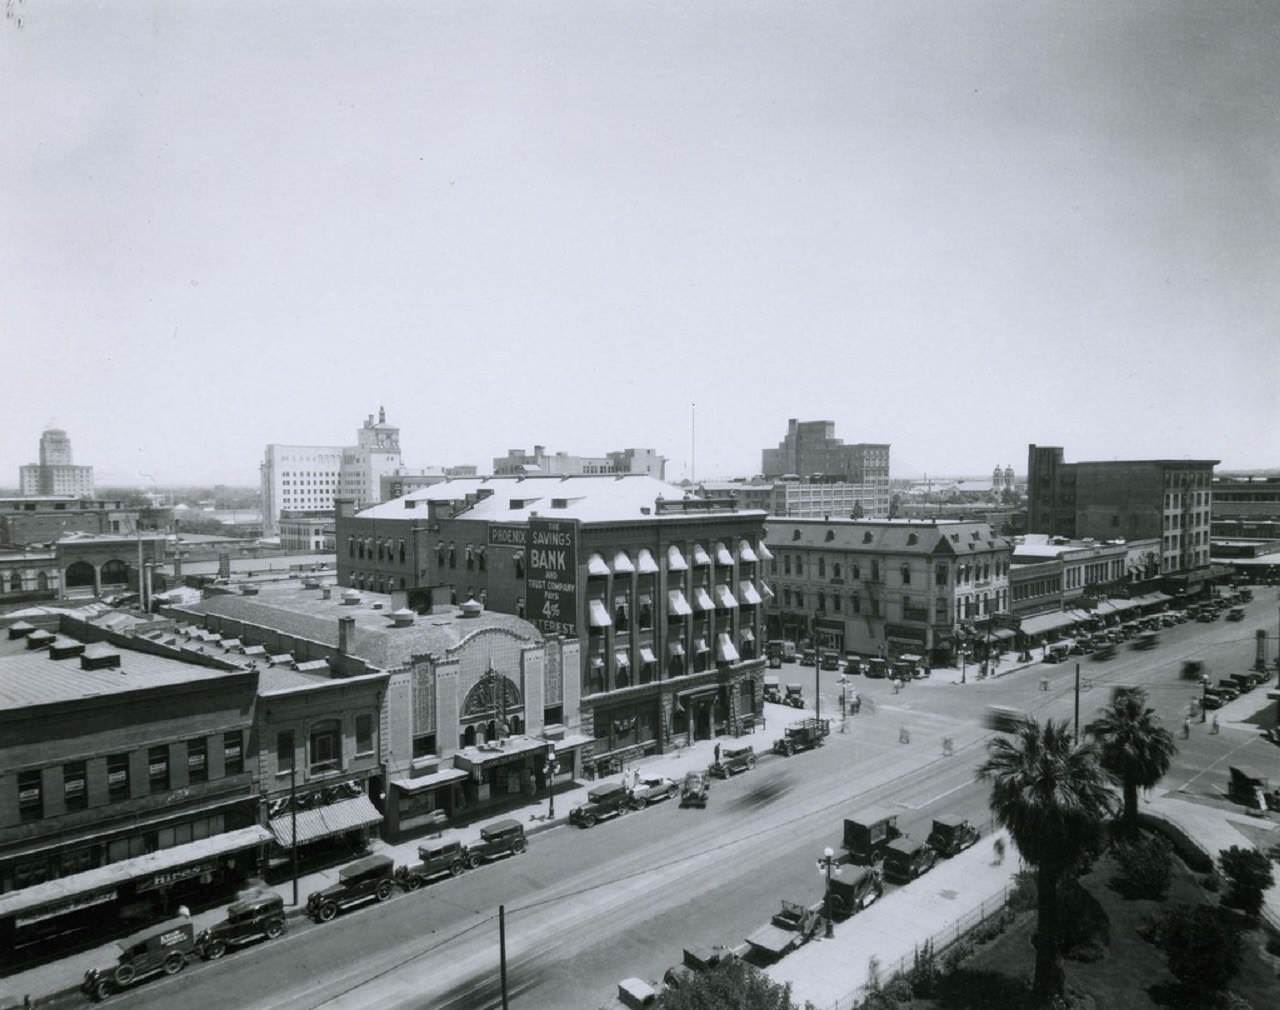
[1212,714,1220,735]
[714,742,721,765]
[993,837,1006,865]
[1182,717,1191,739]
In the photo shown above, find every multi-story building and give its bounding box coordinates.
[278,511,335,553]
[1212,475,1280,542]
[697,478,889,518]
[760,420,889,513]
[991,465,1016,493]
[0,497,138,547]
[764,518,1012,665]
[336,475,768,772]
[493,445,667,480]
[1026,445,1217,575]
[18,429,95,498]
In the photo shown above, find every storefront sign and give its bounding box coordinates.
[526,519,578,637]
[488,525,527,548]
[137,862,215,893]
[884,624,927,644]
[15,888,117,928]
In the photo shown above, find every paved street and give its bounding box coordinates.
[46,596,1280,1010]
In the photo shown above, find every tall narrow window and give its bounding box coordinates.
[64,761,88,811]
[18,769,43,822]
[356,714,374,756]
[148,746,170,792]
[107,753,130,801]
[223,732,244,776]
[310,720,342,773]
[186,738,208,784]
[277,731,295,775]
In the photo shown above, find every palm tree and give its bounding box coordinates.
[979,717,1114,1001]
[1086,686,1177,833]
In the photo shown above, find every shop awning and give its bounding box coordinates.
[1018,611,1077,636]
[716,633,740,663]
[667,545,688,572]
[715,585,738,609]
[693,587,715,611]
[692,544,711,566]
[637,549,659,574]
[0,826,272,923]
[676,684,719,702]
[739,580,763,606]
[615,650,631,668]
[714,542,734,566]
[668,589,692,617]
[391,768,470,794]
[989,627,1017,642]
[588,599,613,628]
[269,796,383,849]
[588,553,610,577]
[639,646,657,664]
[613,551,635,574]
[739,540,759,563]
[757,540,774,561]
[453,735,549,771]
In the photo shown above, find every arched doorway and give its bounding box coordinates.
[7,572,20,593]
[37,572,49,593]
[66,561,96,589]
[462,725,477,747]
[100,559,129,586]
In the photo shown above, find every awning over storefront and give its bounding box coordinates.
[693,587,715,612]
[989,627,1017,642]
[0,826,272,923]
[1018,611,1078,637]
[637,549,659,574]
[739,580,763,606]
[639,646,657,665]
[692,544,711,566]
[714,542,734,565]
[613,551,635,574]
[1131,591,1172,606]
[716,633,740,663]
[269,796,383,849]
[714,584,738,609]
[588,599,613,628]
[453,735,550,772]
[676,684,719,704]
[588,553,610,577]
[668,589,692,617]
[667,545,688,571]
[739,540,759,563]
[390,768,469,794]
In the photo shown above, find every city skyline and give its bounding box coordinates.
[4,2,1277,484]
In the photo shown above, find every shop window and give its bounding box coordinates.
[186,738,208,784]
[356,714,374,756]
[107,753,130,801]
[223,732,244,776]
[412,733,437,758]
[13,856,50,889]
[61,846,98,876]
[64,761,88,811]
[148,746,170,792]
[18,768,42,822]
[276,731,294,775]
[309,720,342,774]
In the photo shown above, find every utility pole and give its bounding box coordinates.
[498,904,510,1010]
[290,760,299,907]
[814,613,821,721]
[690,402,696,484]
[1074,663,1081,745]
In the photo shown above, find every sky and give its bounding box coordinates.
[2,1,1277,486]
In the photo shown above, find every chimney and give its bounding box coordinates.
[338,616,355,654]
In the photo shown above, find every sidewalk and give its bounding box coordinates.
[2,710,801,1005]
[765,832,1018,1010]
[918,651,1040,686]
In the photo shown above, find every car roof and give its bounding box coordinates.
[848,804,898,825]
[117,917,191,950]
[931,814,965,829]
[482,818,522,837]
[886,837,922,854]
[589,781,628,796]
[227,891,283,916]
[339,853,393,878]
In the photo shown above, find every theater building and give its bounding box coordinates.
[336,475,770,774]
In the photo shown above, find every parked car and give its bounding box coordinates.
[662,945,736,990]
[570,782,636,827]
[772,718,829,756]
[827,865,884,918]
[467,819,527,864]
[83,918,195,1001]
[843,806,901,864]
[680,770,710,808]
[821,650,840,671]
[1044,644,1071,664]
[783,683,806,708]
[1226,607,1245,622]
[1091,643,1116,661]
[1240,588,1254,603]
[630,775,678,805]
[844,655,864,675]
[196,891,286,960]
[1197,610,1218,623]
[864,658,889,679]
[1160,613,1179,628]
[800,648,817,667]
[1200,691,1225,710]
[396,839,469,889]
[762,674,782,702]
[1229,672,1259,693]
[745,899,823,959]
[882,837,939,883]
[1133,632,1159,651]
[926,814,980,858]
[306,853,396,922]
[1213,680,1240,701]
[1070,637,1095,656]
[709,744,757,778]
[1228,765,1280,811]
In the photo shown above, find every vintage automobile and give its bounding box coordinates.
[926,814,980,858]
[1160,612,1180,628]
[800,648,817,667]
[467,819,527,864]
[306,853,396,922]
[662,944,736,990]
[1229,672,1259,693]
[882,837,939,883]
[1240,588,1254,603]
[821,649,841,671]
[1181,660,1205,681]
[679,770,710,808]
[762,674,782,702]
[1213,679,1240,701]
[396,839,469,889]
[630,775,679,805]
[1044,644,1071,664]
[864,657,889,679]
[843,806,902,864]
[570,782,636,827]
[773,718,829,756]
[709,744,757,778]
[1200,690,1225,710]
[744,899,823,959]
[827,865,884,918]
[783,683,806,708]
[1197,609,1218,623]
[1133,632,1159,651]
[83,918,195,1001]
[615,977,660,1009]
[1092,643,1117,662]
[196,891,286,960]
[1228,765,1280,811]
[844,655,864,675]
[1070,636,1096,656]
[1226,607,1246,622]
[984,705,1027,733]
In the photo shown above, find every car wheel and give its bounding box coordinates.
[113,963,137,987]
[317,902,338,923]
[512,837,527,854]
[203,939,227,961]
[403,874,424,890]
[582,813,596,828]
[375,879,394,901]
[449,860,465,876]
[468,852,483,869]
[162,951,185,976]
[94,979,114,1002]
[264,919,285,940]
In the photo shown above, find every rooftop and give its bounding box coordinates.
[765,518,1008,554]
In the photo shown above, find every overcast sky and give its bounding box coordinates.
[3,1,1276,487]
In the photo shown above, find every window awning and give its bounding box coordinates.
[270,795,384,848]
[741,627,755,642]
[757,540,774,561]
[589,598,613,627]
[715,584,738,609]
[668,589,692,617]
[613,551,635,574]
[717,633,740,663]
[638,593,653,606]
[1018,611,1077,636]
[615,650,630,667]
[588,553,610,577]
[591,655,605,669]
[667,545,688,572]
[989,627,1017,641]
[739,580,763,606]
[759,581,775,601]
[714,542,734,566]
[637,549,659,574]
[693,587,715,611]
[694,636,710,653]
[639,647,657,664]
[739,540,759,563]
[692,544,712,566]
[669,641,686,657]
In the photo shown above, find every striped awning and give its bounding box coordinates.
[269,796,383,848]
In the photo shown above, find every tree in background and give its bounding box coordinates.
[978,717,1114,1000]
[1218,846,1275,918]
[660,960,798,1010]
[1086,686,1177,834]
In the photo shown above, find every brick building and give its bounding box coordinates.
[1212,475,1280,542]
[760,420,890,515]
[0,497,138,548]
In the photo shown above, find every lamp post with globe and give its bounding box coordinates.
[544,744,559,821]
[817,846,842,937]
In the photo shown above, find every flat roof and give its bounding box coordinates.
[161,554,334,577]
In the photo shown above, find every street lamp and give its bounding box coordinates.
[544,744,559,822]
[816,846,842,938]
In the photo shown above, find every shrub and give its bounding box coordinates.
[907,940,939,999]
[1202,871,1222,893]
[1061,878,1110,951]
[1113,833,1174,899]
[1218,846,1275,918]
[660,960,799,1010]
[1067,939,1107,963]
[1008,869,1037,912]
[1159,904,1243,996]
[942,938,975,975]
